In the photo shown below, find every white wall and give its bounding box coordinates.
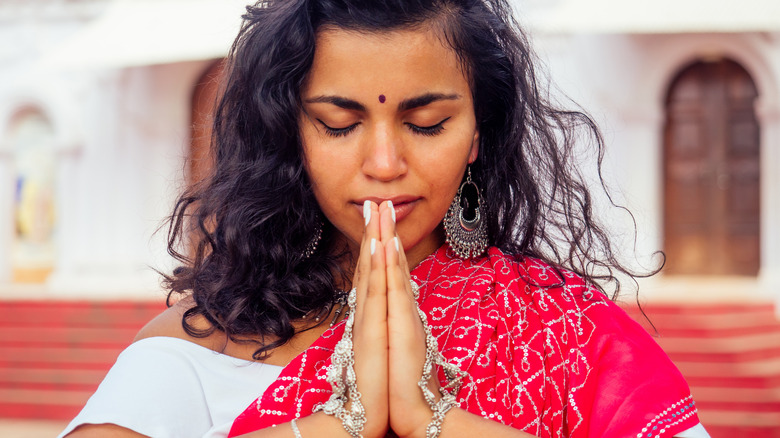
[0,1,214,297]
[533,31,780,302]
[43,61,210,298]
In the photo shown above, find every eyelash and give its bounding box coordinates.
[406,117,450,137]
[318,117,451,138]
[320,121,359,138]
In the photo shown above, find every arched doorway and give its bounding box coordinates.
[7,108,57,283]
[190,59,225,185]
[663,59,760,276]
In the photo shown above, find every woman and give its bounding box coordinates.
[60,0,709,437]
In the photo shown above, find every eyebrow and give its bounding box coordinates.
[304,95,366,112]
[304,92,461,112]
[398,93,461,111]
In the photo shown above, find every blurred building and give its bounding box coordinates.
[526,0,780,305]
[0,0,778,434]
[0,0,244,297]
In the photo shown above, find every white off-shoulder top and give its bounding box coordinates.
[57,336,282,438]
[57,336,709,438]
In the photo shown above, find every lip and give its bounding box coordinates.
[352,196,421,222]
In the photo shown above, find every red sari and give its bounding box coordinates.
[229,246,700,438]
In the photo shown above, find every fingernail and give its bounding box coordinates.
[363,200,371,226]
[370,238,377,255]
[388,200,396,223]
[394,236,400,252]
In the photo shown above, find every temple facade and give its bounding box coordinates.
[0,1,779,432]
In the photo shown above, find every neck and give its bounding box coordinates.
[405,226,445,268]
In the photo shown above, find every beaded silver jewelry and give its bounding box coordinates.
[426,395,459,438]
[291,418,303,438]
[410,281,464,438]
[314,287,366,437]
[329,289,349,327]
[316,281,464,438]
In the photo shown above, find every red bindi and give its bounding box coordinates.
[378,94,386,103]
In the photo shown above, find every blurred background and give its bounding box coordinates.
[0,0,778,436]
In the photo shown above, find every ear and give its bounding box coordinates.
[468,130,480,164]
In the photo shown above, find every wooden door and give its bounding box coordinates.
[190,59,225,185]
[663,59,760,276]
[187,60,225,255]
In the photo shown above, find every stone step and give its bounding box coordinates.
[0,346,121,368]
[665,346,780,363]
[690,386,780,411]
[0,300,164,328]
[0,325,141,349]
[0,367,108,390]
[675,357,780,377]
[697,409,780,428]
[686,374,780,389]
[628,304,777,328]
[655,331,780,354]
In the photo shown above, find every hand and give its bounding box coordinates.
[378,202,438,438]
[241,201,534,438]
[351,200,390,437]
[353,200,436,438]
[368,203,538,438]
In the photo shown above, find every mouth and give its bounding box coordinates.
[352,196,421,222]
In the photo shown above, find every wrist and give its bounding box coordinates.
[401,395,458,438]
[423,394,458,438]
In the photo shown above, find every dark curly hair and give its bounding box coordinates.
[164,0,660,359]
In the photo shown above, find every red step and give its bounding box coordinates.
[0,300,164,420]
[1,298,778,436]
[627,302,780,437]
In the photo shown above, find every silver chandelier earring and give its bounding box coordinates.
[444,166,488,259]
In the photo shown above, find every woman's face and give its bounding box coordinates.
[300,27,479,266]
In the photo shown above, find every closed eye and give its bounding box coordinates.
[406,117,450,137]
[318,119,360,137]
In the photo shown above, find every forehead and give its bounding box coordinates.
[303,27,471,98]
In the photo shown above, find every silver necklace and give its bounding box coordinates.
[329,289,350,327]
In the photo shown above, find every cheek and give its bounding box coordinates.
[424,148,470,198]
[434,175,462,213]
[305,150,347,199]
[303,146,354,228]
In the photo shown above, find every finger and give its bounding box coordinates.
[355,234,388,344]
[365,235,388,316]
[395,232,413,287]
[353,201,380,317]
[379,200,397,246]
[385,236,422,356]
[354,228,391,437]
[360,202,385,317]
[385,234,430,432]
[385,237,408,308]
[377,201,413,289]
[386,236,418,324]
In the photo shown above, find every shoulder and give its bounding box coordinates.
[133,297,186,342]
[58,336,275,438]
[133,296,228,353]
[418,246,602,305]
[482,247,602,301]
[134,296,268,362]
[58,336,217,438]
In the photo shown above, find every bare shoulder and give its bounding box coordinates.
[133,295,191,342]
[133,296,227,352]
[64,423,149,437]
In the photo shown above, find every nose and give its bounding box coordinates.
[361,124,407,181]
